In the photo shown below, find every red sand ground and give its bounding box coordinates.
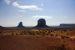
[0,36,62,50]
[0,28,75,50]
[0,35,75,50]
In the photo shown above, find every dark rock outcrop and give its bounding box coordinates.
[35,18,49,28]
[0,26,4,29]
[0,26,2,28]
[17,22,25,28]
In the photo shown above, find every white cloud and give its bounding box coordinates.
[32,16,52,19]
[12,2,43,11]
[4,0,43,11]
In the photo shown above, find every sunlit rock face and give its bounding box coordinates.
[36,18,48,28]
[17,22,25,28]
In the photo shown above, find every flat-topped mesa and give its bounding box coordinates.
[36,18,49,28]
[17,22,25,28]
[60,24,75,28]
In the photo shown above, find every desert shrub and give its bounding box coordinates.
[20,30,26,35]
[61,35,69,39]
[36,31,40,35]
[28,31,35,35]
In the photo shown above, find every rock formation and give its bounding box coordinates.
[0,26,2,28]
[60,24,75,28]
[36,18,49,28]
[17,22,25,28]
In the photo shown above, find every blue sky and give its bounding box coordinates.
[0,0,75,27]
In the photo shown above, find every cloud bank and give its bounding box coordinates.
[4,0,43,11]
[12,2,43,11]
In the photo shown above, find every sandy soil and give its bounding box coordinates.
[0,35,75,50]
[0,35,62,50]
[0,28,75,50]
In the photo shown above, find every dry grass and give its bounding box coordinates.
[0,28,75,50]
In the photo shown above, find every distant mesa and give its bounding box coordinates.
[35,18,49,28]
[0,26,3,29]
[0,26,2,27]
[60,24,75,28]
[17,22,25,28]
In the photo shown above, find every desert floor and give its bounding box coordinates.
[0,28,75,50]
